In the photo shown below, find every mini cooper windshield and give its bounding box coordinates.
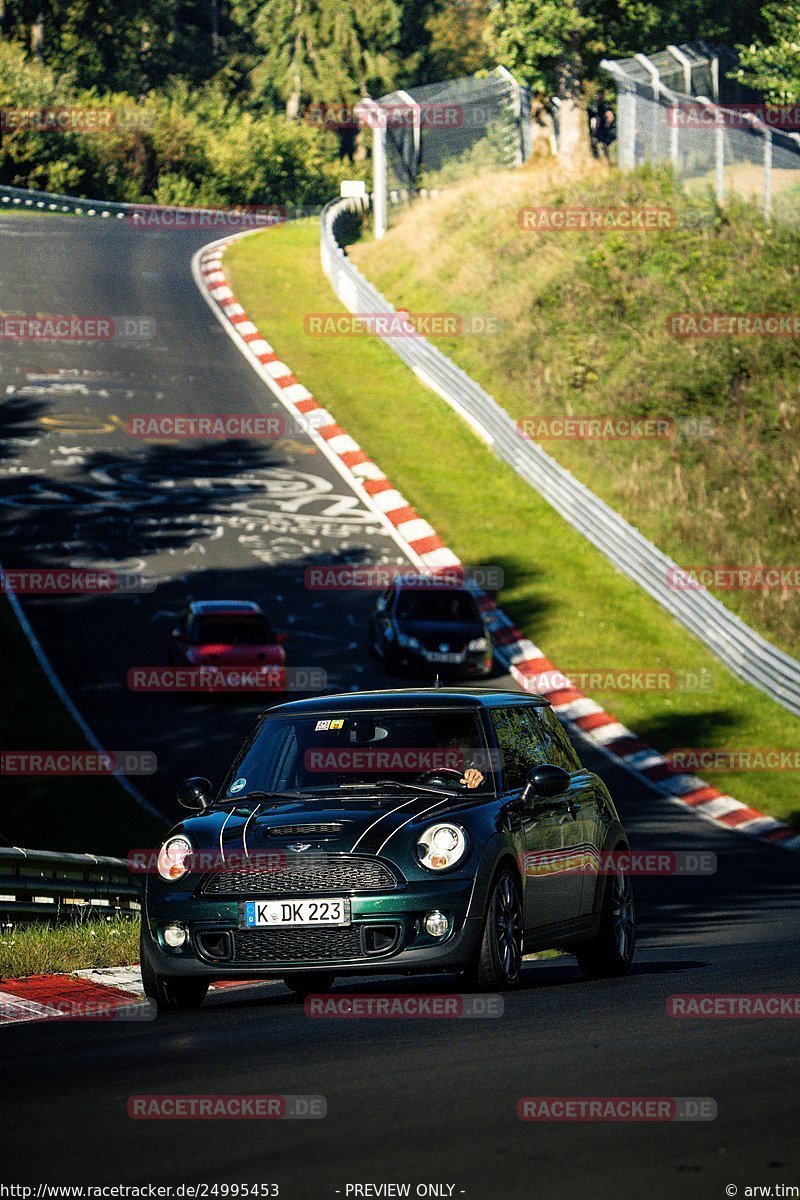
[222,709,494,799]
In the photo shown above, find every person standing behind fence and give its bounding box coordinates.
[590,93,617,159]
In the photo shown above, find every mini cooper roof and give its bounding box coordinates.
[265,688,551,715]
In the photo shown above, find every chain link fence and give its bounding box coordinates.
[602,43,800,224]
[377,66,531,193]
[356,67,531,236]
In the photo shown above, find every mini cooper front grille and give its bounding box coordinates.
[233,925,364,963]
[200,854,399,896]
[265,824,344,838]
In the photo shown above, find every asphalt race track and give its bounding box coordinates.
[1,215,799,1198]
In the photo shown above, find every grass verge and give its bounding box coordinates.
[351,164,800,656]
[225,219,799,824]
[0,915,139,979]
[1,597,165,854]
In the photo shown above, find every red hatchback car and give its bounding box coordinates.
[169,600,287,694]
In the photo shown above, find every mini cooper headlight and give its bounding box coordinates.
[397,633,422,651]
[157,835,193,882]
[467,637,488,652]
[417,823,467,871]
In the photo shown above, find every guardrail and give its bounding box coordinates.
[320,195,800,717]
[0,847,140,923]
[0,182,322,220]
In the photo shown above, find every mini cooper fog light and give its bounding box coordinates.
[424,910,450,938]
[417,823,467,871]
[163,923,187,949]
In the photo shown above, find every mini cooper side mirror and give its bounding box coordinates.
[521,763,571,804]
[177,776,213,810]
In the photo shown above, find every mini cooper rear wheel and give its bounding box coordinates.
[466,867,523,990]
[140,930,209,1012]
[282,972,336,998]
[575,861,636,978]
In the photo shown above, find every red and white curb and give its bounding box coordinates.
[0,967,276,1026]
[191,232,799,856]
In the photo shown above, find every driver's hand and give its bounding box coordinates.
[461,769,484,789]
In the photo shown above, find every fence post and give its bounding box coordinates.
[496,65,524,166]
[354,99,388,239]
[394,89,422,184]
[764,127,772,220]
[667,45,693,94]
[601,61,636,169]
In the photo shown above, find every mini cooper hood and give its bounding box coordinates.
[181,790,487,859]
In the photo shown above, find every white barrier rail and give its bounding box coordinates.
[0,847,140,923]
[320,195,800,717]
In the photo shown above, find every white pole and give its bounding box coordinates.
[496,64,524,166]
[667,45,693,94]
[373,122,387,239]
[395,89,422,182]
[354,98,388,240]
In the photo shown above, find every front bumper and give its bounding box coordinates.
[143,876,483,978]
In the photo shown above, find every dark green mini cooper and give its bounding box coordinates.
[140,689,636,1009]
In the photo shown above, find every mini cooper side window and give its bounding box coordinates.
[517,706,580,773]
[490,707,535,790]
[543,708,581,771]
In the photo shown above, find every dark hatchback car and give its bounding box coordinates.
[140,689,636,1010]
[370,578,493,677]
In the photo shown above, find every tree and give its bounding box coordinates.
[231,0,403,117]
[484,0,771,167]
[735,3,800,103]
[424,0,492,80]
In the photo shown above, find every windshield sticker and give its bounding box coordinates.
[229,777,246,794]
[330,719,344,729]
[315,720,331,731]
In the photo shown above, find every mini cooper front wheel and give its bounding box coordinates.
[575,861,636,978]
[465,867,523,990]
[140,930,209,1012]
[282,972,337,998]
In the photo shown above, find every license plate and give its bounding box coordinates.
[241,898,351,928]
[425,651,462,663]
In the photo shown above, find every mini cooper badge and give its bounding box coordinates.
[288,842,311,852]
[439,643,449,653]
